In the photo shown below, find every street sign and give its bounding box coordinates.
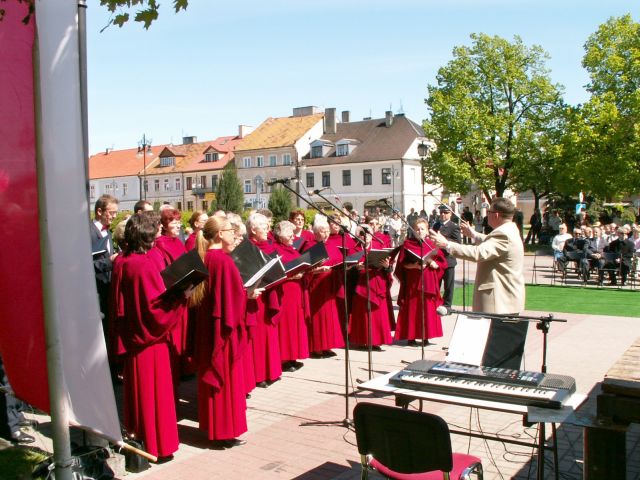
[455,197,462,204]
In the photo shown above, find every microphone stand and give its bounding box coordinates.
[285,184,363,427]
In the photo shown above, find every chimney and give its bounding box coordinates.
[385,111,393,128]
[182,135,197,144]
[325,108,336,135]
[341,110,350,123]
[293,106,321,117]
[238,124,254,139]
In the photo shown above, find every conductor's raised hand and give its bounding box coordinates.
[429,229,448,248]
[459,220,475,239]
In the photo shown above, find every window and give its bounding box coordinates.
[187,201,193,211]
[205,152,219,162]
[200,175,207,189]
[342,170,351,186]
[243,157,251,168]
[164,178,170,191]
[336,144,349,157]
[154,179,160,192]
[269,155,277,167]
[363,169,372,185]
[176,202,182,211]
[256,155,264,167]
[212,175,218,191]
[306,172,314,188]
[144,180,148,193]
[311,145,323,158]
[202,200,208,211]
[322,171,330,187]
[90,184,95,199]
[244,179,252,193]
[186,176,193,190]
[283,153,292,166]
[105,184,112,194]
[381,168,391,185]
[159,156,175,167]
[122,183,128,197]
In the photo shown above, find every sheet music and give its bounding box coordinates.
[446,314,491,365]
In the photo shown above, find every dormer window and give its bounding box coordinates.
[160,156,175,167]
[336,139,357,157]
[310,139,334,158]
[205,152,219,162]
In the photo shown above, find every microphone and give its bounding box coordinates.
[436,306,520,320]
[435,305,450,316]
[308,186,330,195]
[266,177,296,186]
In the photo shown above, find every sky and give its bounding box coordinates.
[86,0,639,155]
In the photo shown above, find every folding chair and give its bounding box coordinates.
[530,249,556,285]
[353,402,483,480]
[560,250,586,285]
[598,252,621,287]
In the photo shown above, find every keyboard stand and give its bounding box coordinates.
[358,372,587,480]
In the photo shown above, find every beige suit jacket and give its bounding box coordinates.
[447,221,525,314]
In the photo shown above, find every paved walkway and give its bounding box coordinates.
[15,256,640,479]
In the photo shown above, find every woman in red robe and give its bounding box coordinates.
[185,210,208,251]
[190,217,254,447]
[273,220,309,372]
[155,208,192,377]
[394,217,447,344]
[246,212,282,387]
[114,212,188,460]
[304,217,345,357]
[290,210,315,251]
[348,224,393,350]
[326,214,358,328]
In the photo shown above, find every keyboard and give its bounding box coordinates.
[389,360,576,409]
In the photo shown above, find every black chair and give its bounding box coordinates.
[353,402,483,480]
[560,250,587,285]
[598,252,621,286]
[530,249,556,285]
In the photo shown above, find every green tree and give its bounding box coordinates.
[216,162,244,214]
[99,0,188,29]
[423,33,564,199]
[570,14,640,197]
[268,185,293,225]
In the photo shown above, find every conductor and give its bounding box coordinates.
[429,197,524,315]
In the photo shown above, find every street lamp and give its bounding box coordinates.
[289,158,306,207]
[255,175,264,208]
[137,134,153,201]
[417,141,435,213]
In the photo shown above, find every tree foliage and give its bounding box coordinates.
[99,0,188,29]
[423,33,564,199]
[216,162,244,214]
[268,186,293,225]
[568,14,640,197]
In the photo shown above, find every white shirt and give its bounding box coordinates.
[551,233,572,252]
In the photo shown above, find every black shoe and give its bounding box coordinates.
[407,340,418,347]
[156,455,174,464]
[293,361,304,370]
[223,438,247,448]
[310,352,323,359]
[256,381,268,388]
[266,377,280,386]
[283,362,296,372]
[323,350,337,358]
[371,346,383,352]
[11,430,35,444]
[246,393,251,399]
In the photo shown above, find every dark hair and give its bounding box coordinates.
[189,210,205,229]
[160,208,181,227]
[491,197,516,218]
[133,200,151,213]
[94,194,118,215]
[124,211,159,253]
[289,210,305,222]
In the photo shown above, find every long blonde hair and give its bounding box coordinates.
[189,216,231,306]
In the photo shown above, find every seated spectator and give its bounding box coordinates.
[551,224,572,264]
[600,227,634,286]
[557,228,588,276]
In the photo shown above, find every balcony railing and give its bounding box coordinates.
[192,186,217,195]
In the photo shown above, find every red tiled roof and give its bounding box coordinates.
[89,145,167,179]
[183,136,243,173]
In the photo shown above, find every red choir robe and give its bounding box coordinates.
[348,243,393,346]
[184,233,197,252]
[195,249,248,440]
[273,241,309,362]
[249,238,282,383]
[393,238,447,341]
[114,252,186,458]
[326,232,357,326]
[154,234,193,376]
[303,239,345,353]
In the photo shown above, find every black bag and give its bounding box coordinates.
[121,435,150,473]
[32,445,114,480]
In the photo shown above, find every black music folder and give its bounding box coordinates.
[403,246,437,264]
[230,239,287,288]
[367,247,399,268]
[283,242,329,276]
[160,249,208,296]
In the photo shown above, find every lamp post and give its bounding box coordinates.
[137,134,153,201]
[289,157,306,207]
[417,141,435,213]
[255,175,264,208]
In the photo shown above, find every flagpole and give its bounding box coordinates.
[78,0,90,198]
[34,19,74,480]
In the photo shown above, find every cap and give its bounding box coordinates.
[438,205,451,212]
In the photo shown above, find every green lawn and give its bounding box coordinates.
[453,284,640,318]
